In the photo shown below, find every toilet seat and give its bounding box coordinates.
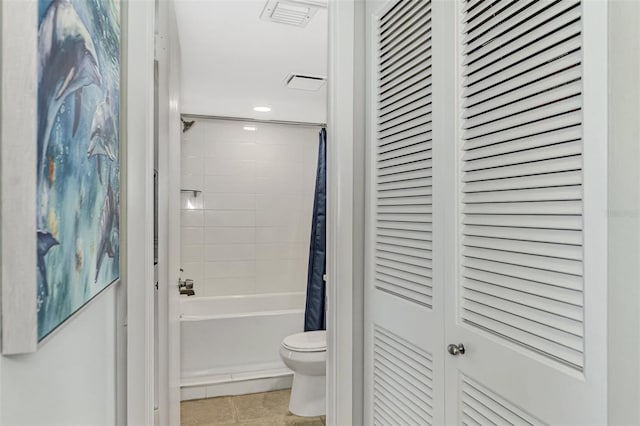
[282,330,326,352]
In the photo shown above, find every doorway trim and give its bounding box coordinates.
[326,1,366,425]
[124,0,156,424]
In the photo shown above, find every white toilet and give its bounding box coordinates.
[279,330,326,417]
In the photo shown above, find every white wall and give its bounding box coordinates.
[180,119,320,297]
[0,289,117,426]
[607,1,640,424]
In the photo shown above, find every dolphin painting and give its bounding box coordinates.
[95,176,116,283]
[37,0,102,227]
[37,231,59,299]
[87,94,117,184]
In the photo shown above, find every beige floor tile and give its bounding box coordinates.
[181,397,237,426]
[232,389,292,422]
[181,390,325,426]
[238,414,324,426]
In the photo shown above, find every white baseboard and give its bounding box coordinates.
[180,368,293,401]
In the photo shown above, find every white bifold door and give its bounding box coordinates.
[364,0,609,425]
[364,0,445,424]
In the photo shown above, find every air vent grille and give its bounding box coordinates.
[260,0,325,27]
[459,0,585,370]
[374,0,434,308]
[285,73,326,91]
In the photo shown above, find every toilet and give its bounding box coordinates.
[279,330,326,417]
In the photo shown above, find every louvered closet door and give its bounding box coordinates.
[443,0,608,424]
[363,0,446,424]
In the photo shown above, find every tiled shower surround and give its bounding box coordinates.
[180,119,320,296]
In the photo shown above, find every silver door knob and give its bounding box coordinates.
[447,343,466,356]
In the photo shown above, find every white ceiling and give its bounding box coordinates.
[174,0,328,123]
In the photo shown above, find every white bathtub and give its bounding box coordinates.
[180,292,305,400]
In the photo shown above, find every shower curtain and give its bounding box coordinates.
[304,128,327,331]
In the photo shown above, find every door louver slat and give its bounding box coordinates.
[463,214,582,230]
[381,9,430,56]
[460,0,584,370]
[463,284,583,331]
[464,170,582,193]
[378,137,431,160]
[381,67,432,104]
[373,326,433,426]
[464,1,580,61]
[375,0,433,309]
[463,50,581,104]
[380,78,432,111]
[463,0,504,25]
[380,102,432,130]
[381,29,432,71]
[463,80,582,126]
[380,93,432,125]
[464,0,566,51]
[463,225,582,245]
[379,169,431,184]
[461,376,547,426]
[378,220,431,232]
[463,257,582,291]
[462,0,486,16]
[463,267,583,306]
[380,0,424,35]
[379,123,433,146]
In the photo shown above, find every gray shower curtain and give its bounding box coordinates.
[304,128,327,331]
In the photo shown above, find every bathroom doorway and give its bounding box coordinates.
[170,1,329,424]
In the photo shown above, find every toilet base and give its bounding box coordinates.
[288,372,326,417]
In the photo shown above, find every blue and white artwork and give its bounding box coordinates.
[37,0,120,341]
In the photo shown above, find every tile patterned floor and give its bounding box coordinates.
[181,389,326,426]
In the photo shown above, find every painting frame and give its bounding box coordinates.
[0,0,39,355]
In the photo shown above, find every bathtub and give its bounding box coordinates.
[180,292,305,400]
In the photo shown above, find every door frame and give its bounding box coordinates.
[326,1,366,425]
[155,0,183,423]
[124,0,156,424]
[149,0,182,424]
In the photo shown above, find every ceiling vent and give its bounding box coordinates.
[285,73,327,91]
[260,0,326,27]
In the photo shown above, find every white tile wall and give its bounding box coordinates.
[180,119,319,297]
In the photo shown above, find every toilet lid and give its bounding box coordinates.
[282,331,326,352]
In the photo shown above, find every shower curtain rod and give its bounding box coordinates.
[181,114,326,128]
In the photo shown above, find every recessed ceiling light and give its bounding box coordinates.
[243,126,257,132]
[253,106,271,112]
